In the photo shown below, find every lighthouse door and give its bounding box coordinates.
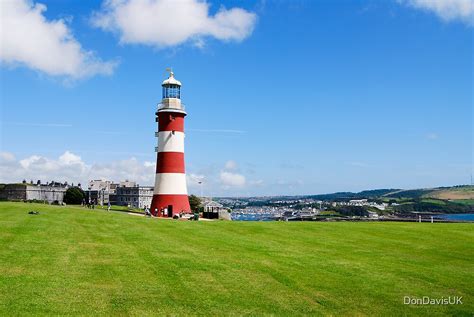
[168,205,173,217]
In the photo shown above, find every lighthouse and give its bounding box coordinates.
[150,70,191,217]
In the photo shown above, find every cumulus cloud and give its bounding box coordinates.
[219,160,247,189]
[398,0,474,24]
[0,0,117,79]
[220,171,246,187]
[0,151,155,186]
[0,152,265,195]
[91,157,156,184]
[91,0,257,48]
[219,160,246,187]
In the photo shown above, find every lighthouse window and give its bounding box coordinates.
[163,85,181,99]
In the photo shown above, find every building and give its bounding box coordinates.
[151,70,191,217]
[85,179,120,205]
[115,185,153,209]
[0,181,68,203]
[202,200,226,219]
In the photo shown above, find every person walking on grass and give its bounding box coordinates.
[107,202,111,212]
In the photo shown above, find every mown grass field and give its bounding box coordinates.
[0,202,472,316]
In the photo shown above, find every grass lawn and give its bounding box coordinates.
[420,199,447,205]
[0,202,472,316]
[95,205,145,214]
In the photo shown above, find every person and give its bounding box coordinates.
[107,202,111,212]
[164,207,168,217]
[145,206,151,217]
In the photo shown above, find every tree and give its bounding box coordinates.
[188,195,202,213]
[64,187,85,205]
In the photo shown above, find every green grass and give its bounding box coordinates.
[95,204,144,213]
[452,199,474,206]
[0,202,473,316]
[420,199,447,205]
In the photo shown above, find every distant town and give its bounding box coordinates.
[0,179,472,222]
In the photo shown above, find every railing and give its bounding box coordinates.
[157,103,186,111]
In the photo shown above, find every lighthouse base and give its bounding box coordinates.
[151,194,191,217]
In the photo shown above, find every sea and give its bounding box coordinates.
[231,213,275,221]
[436,213,474,222]
[230,213,474,222]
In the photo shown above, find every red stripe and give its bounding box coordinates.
[151,194,191,216]
[158,112,185,132]
[156,152,185,173]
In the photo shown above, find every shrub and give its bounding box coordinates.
[64,187,85,205]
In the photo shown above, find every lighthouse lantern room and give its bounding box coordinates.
[150,70,191,217]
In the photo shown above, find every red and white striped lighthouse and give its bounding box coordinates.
[150,70,190,217]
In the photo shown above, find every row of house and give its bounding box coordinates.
[331,199,389,211]
[0,181,69,203]
[0,179,153,209]
[85,180,153,209]
[1,179,230,218]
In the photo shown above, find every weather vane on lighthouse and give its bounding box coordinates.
[150,69,191,217]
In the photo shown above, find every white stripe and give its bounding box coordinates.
[153,173,188,195]
[157,131,184,153]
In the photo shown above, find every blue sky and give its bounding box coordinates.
[0,0,472,196]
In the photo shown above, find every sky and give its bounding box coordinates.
[0,0,473,197]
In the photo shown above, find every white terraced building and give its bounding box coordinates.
[115,185,153,209]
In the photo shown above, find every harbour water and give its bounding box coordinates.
[436,213,474,222]
[231,212,275,221]
[230,212,474,222]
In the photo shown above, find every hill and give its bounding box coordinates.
[307,188,399,201]
[0,202,472,315]
[237,186,473,203]
[381,185,474,201]
[426,186,474,200]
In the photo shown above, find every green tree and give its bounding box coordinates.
[188,195,202,213]
[64,187,85,205]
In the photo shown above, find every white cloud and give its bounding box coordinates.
[91,0,257,48]
[0,152,16,162]
[0,151,155,186]
[224,160,238,170]
[398,0,474,24]
[220,171,246,187]
[219,160,246,187]
[0,0,117,79]
[91,158,155,185]
[0,152,265,195]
